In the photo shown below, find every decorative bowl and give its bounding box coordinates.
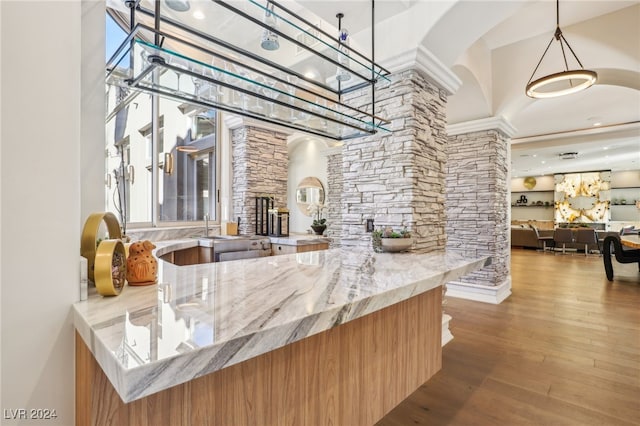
[380,238,413,252]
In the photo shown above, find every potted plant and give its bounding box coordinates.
[372,226,413,253]
[308,202,328,235]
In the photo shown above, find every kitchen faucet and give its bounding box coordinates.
[204,214,209,236]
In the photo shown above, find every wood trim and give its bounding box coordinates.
[76,288,442,425]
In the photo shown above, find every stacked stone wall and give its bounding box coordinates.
[445,130,510,286]
[326,150,343,247]
[232,126,288,235]
[335,69,448,251]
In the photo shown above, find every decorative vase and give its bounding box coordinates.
[311,224,326,235]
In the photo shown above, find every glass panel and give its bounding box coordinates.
[158,97,216,222]
[195,154,211,219]
[105,87,153,224]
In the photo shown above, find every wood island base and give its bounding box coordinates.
[76,287,442,426]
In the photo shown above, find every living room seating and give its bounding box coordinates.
[511,226,623,255]
[575,228,599,256]
[511,226,554,250]
[553,228,575,254]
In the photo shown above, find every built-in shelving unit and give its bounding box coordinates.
[511,190,554,221]
[610,186,640,222]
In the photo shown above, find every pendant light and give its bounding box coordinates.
[260,1,280,51]
[335,13,351,82]
[525,0,597,99]
[164,0,190,12]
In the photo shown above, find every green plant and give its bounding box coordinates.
[308,202,328,227]
[373,226,411,239]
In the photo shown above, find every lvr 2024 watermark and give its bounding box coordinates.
[3,408,57,420]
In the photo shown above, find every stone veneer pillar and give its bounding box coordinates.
[231,125,289,235]
[331,69,448,251]
[325,148,343,247]
[445,118,515,303]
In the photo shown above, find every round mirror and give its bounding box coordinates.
[296,177,325,216]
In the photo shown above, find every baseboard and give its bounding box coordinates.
[442,313,453,346]
[445,276,512,304]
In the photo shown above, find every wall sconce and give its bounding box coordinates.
[164,152,174,175]
[126,164,135,184]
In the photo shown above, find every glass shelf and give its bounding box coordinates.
[107,24,389,140]
[132,0,390,93]
[107,0,388,140]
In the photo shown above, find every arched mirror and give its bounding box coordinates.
[296,176,325,216]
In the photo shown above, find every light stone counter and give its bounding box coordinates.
[73,242,490,403]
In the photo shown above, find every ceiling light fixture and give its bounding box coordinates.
[164,0,190,12]
[525,0,597,99]
[335,13,351,82]
[260,1,279,51]
[558,152,578,160]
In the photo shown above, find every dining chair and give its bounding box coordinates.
[575,228,598,256]
[533,227,554,253]
[553,228,574,254]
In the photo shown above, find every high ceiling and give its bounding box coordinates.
[317,0,640,177]
[109,0,640,177]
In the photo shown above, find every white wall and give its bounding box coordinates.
[287,138,328,233]
[510,175,555,192]
[1,2,103,424]
[611,170,640,188]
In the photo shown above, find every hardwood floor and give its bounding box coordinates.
[378,248,640,426]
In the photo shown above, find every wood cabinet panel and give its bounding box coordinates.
[75,287,442,425]
[271,242,329,256]
[271,244,298,255]
[172,247,201,266]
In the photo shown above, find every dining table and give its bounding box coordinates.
[620,234,640,249]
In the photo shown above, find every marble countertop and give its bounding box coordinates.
[73,242,490,403]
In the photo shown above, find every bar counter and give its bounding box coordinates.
[74,241,490,425]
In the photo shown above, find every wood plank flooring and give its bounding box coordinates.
[378,248,640,426]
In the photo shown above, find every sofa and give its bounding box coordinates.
[511,225,553,249]
[511,225,619,252]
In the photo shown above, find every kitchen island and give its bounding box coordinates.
[74,242,490,425]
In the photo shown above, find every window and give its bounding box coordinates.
[105,13,218,227]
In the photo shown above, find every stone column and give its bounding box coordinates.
[231,125,289,235]
[326,147,343,247]
[445,117,516,303]
[336,69,448,252]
